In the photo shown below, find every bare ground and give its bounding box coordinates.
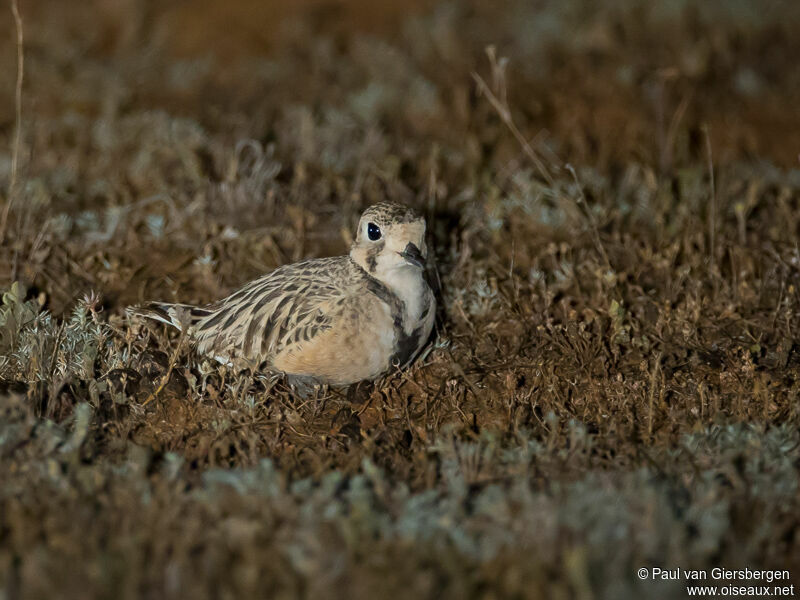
[1,1,800,598]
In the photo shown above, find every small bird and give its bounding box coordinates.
[131,202,435,387]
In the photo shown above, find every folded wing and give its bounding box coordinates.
[192,258,350,367]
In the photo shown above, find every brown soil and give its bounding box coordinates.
[1,1,800,598]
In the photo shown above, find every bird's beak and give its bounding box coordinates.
[399,242,425,268]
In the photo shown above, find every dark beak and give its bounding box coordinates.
[399,242,425,268]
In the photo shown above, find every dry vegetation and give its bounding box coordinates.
[2,0,800,598]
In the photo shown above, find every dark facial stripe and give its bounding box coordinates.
[365,241,383,273]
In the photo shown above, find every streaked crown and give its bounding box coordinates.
[359,202,420,227]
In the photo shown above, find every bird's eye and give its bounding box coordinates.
[367,222,381,241]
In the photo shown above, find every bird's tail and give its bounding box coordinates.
[127,302,213,331]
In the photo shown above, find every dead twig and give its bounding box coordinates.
[473,47,555,188]
[141,327,189,407]
[565,164,612,271]
[703,124,716,271]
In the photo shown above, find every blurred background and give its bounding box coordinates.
[1,0,799,311]
[2,1,800,598]
[3,0,798,164]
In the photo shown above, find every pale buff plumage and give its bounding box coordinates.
[130,202,435,386]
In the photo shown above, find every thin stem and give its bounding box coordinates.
[703,124,716,270]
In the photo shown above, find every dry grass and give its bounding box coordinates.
[1,0,800,598]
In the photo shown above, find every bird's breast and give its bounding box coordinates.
[378,268,430,332]
[377,270,434,368]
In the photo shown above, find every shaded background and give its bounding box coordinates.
[1,1,800,598]
[1,0,799,311]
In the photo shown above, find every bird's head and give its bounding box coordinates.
[350,202,427,279]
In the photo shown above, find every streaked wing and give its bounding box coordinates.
[192,257,350,365]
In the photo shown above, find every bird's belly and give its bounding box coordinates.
[271,302,397,386]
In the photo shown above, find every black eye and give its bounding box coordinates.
[367,222,381,241]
